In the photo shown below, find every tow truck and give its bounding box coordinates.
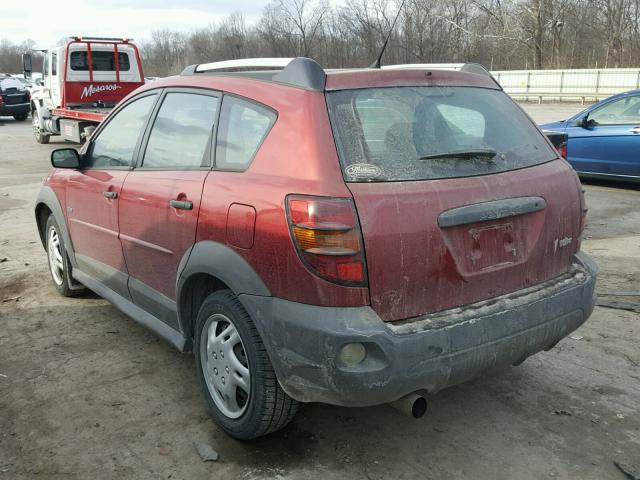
[22,36,145,144]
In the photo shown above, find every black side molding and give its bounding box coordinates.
[177,241,270,298]
[35,186,78,267]
[438,196,547,228]
[175,241,270,346]
[73,269,187,352]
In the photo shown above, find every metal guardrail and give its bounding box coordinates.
[492,68,640,103]
[506,92,603,105]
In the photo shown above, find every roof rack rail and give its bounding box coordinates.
[181,57,326,91]
[191,58,294,73]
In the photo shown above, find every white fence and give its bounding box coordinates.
[492,68,640,103]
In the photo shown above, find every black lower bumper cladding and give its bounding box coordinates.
[240,252,597,406]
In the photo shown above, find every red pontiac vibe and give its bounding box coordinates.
[35,58,597,440]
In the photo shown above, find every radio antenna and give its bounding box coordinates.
[369,0,407,69]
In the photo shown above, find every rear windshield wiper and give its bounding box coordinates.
[418,149,497,161]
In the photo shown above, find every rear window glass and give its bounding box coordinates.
[70,51,131,72]
[326,86,557,182]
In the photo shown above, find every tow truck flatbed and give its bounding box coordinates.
[24,36,144,144]
[51,107,111,123]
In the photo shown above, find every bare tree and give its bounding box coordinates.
[0,39,39,74]
[6,0,640,76]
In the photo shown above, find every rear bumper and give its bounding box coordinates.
[0,103,30,116]
[240,252,597,407]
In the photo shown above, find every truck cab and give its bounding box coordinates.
[26,36,144,144]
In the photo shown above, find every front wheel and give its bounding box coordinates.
[45,215,80,297]
[13,113,28,121]
[32,109,50,144]
[194,290,298,440]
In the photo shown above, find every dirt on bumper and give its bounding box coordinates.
[240,252,597,407]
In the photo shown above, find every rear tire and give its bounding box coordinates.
[194,290,298,440]
[32,109,50,144]
[13,113,28,121]
[45,214,81,297]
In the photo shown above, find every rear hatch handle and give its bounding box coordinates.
[438,196,547,228]
[170,199,193,211]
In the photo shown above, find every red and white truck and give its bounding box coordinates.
[23,36,145,144]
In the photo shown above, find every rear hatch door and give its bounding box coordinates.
[327,85,582,321]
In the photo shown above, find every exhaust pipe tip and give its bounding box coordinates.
[390,393,428,418]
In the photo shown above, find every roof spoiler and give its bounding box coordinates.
[382,62,500,87]
[181,57,327,91]
[381,62,487,74]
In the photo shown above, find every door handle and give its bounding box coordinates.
[169,199,193,210]
[629,127,640,134]
[103,191,118,199]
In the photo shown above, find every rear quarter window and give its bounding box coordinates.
[327,86,557,182]
[215,96,276,171]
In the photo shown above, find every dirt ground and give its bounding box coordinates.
[1,105,639,480]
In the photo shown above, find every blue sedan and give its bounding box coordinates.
[541,89,640,183]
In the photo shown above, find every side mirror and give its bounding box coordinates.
[22,53,33,78]
[578,116,596,129]
[51,149,81,169]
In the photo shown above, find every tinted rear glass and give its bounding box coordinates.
[326,86,557,182]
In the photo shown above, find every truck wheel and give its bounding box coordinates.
[45,214,81,297]
[13,113,28,121]
[194,290,299,440]
[32,110,50,144]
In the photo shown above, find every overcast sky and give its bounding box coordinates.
[1,0,277,47]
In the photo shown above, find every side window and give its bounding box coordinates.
[590,96,640,125]
[51,53,57,76]
[215,96,276,170]
[142,92,219,168]
[86,94,156,169]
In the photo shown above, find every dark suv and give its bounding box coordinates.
[36,58,597,440]
[0,75,30,121]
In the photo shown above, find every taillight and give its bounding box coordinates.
[286,195,367,286]
[559,142,567,159]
